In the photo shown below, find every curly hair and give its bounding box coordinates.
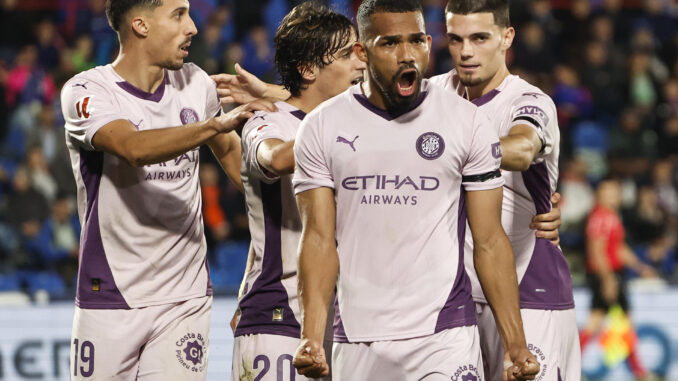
[274,2,355,97]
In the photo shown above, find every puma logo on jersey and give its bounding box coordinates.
[72,81,88,89]
[336,135,358,152]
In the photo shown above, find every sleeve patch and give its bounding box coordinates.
[75,95,95,119]
[513,105,549,127]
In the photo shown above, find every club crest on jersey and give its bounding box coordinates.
[416,132,445,160]
[451,364,480,381]
[75,96,94,119]
[175,332,206,373]
[180,107,199,125]
[528,343,547,380]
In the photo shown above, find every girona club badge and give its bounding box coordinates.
[75,96,94,119]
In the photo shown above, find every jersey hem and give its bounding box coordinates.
[519,301,575,310]
[234,325,300,339]
[76,290,210,309]
[334,320,477,343]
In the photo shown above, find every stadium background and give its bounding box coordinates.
[0,0,677,379]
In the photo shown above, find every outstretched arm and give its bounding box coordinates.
[92,100,275,167]
[467,187,539,381]
[211,63,290,105]
[293,187,338,379]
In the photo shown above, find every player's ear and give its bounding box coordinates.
[131,16,150,38]
[354,42,368,63]
[298,63,316,82]
[502,27,515,51]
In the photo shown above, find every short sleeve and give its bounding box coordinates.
[203,70,221,118]
[60,77,122,151]
[293,113,334,194]
[507,92,557,160]
[462,109,504,191]
[241,112,291,183]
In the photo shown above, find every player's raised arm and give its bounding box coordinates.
[466,188,539,381]
[293,186,337,378]
[499,124,543,171]
[90,99,275,167]
[211,63,290,105]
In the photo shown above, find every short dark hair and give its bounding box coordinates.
[106,0,163,35]
[274,2,354,97]
[445,0,510,28]
[357,0,423,40]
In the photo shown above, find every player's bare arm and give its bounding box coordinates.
[466,187,539,381]
[207,131,244,192]
[499,124,543,172]
[211,63,290,105]
[293,187,338,379]
[92,100,275,167]
[257,139,296,176]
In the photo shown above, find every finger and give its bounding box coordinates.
[292,354,314,368]
[210,73,235,85]
[216,88,232,97]
[531,212,559,223]
[532,221,558,231]
[235,62,255,80]
[550,191,561,206]
[219,96,235,105]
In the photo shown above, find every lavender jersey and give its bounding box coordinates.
[235,102,306,338]
[431,72,574,310]
[293,81,504,342]
[61,63,220,309]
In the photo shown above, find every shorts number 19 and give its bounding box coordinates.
[72,338,95,377]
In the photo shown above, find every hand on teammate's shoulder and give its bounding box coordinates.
[214,99,277,133]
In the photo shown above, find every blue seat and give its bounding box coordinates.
[0,273,20,291]
[20,271,67,296]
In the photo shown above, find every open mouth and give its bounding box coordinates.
[350,76,363,85]
[396,69,417,97]
[179,41,191,56]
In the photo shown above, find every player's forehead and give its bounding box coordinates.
[367,11,425,41]
[155,0,190,13]
[445,12,499,36]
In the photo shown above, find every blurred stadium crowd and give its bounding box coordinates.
[0,0,676,299]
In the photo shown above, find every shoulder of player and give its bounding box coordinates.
[61,66,114,101]
[166,62,212,87]
[507,77,555,105]
[242,109,290,135]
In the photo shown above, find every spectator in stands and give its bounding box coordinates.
[580,178,656,380]
[200,162,230,246]
[608,107,655,179]
[623,185,667,245]
[70,35,95,73]
[5,45,56,109]
[25,146,57,203]
[630,235,677,282]
[25,193,79,287]
[552,64,593,127]
[579,41,624,119]
[512,21,555,75]
[1,167,48,268]
[658,115,678,159]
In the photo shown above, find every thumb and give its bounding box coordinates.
[235,63,254,80]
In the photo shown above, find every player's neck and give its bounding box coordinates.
[465,65,510,101]
[287,87,327,114]
[112,47,166,94]
[361,79,387,110]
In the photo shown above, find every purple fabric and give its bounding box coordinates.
[115,72,167,103]
[435,189,477,332]
[205,259,213,296]
[333,296,349,343]
[76,149,129,309]
[518,238,574,309]
[289,109,306,121]
[353,91,428,121]
[521,162,550,214]
[471,89,500,107]
[234,181,301,338]
[519,162,574,309]
[558,368,562,381]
